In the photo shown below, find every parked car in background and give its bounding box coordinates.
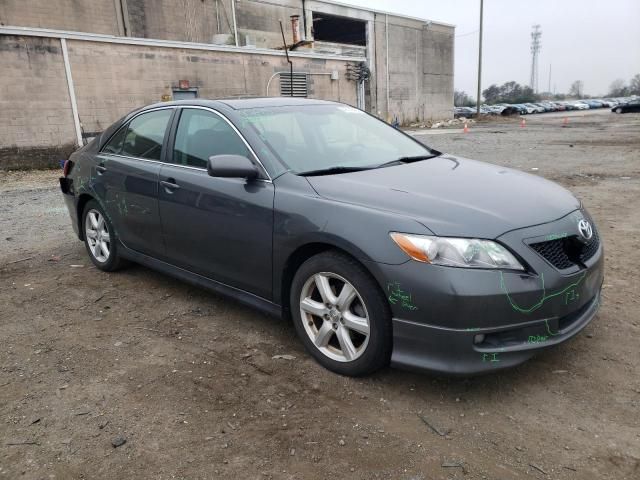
[509,104,528,114]
[571,101,590,110]
[535,103,553,112]
[59,98,604,376]
[525,103,545,113]
[612,100,640,113]
[499,105,520,115]
[454,106,477,118]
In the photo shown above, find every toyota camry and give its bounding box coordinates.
[60,98,604,376]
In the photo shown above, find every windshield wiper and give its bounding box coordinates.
[298,166,372,177]
[375,154,439,169]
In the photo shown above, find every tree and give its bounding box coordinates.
[482,84,501,104]
[482,81,537,104]
[454,90,475,107]
[629,74,640,95]
[569,80,584,98]
[608,79,629,97]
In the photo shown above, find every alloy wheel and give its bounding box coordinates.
[85,209,111,263]
[299,272,370,362]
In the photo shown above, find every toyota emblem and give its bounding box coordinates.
[578,219,593,241]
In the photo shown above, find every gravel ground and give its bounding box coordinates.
[1,109,639,479]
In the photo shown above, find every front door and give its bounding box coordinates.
[96,108,174,257]
[158,107,274,299]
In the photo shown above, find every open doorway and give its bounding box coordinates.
[312,12,366,46]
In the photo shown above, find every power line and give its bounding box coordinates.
[455,29,479,38]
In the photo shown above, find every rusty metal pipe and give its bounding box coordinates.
[290,15,300,44]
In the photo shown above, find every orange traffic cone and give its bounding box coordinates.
[520,118,526,128]
[463,122,469,133]
[562,117,569,127]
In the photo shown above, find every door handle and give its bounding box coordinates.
[161,179,181,192]
[96,165,107,175]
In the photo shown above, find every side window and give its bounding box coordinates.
[121,109,173,161]
[102,125,127,154]
[173,109,251,168]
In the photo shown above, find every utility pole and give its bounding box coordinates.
[530,24,542,93]
[476,0,484,117]
[548,64,551,96]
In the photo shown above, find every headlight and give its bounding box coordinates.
[390,232,524,270]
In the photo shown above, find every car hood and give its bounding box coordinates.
[305,155,580,239]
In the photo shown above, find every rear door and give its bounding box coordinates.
[96,107,174,257]
[158,107,274,299]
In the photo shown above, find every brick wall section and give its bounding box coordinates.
[0,0,120,35]
[0,36,77,169]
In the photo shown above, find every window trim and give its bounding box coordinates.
[99,105,272,182]
[99,106,176,159]
[167,106,272,182]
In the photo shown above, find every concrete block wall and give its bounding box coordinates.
[0,36,77,169]
[125,0,232,44]
[0,36,357,168]
[0,0,454,167]
[67,40,356,134]
[236,0,302,48]
[373,15,454,124]
[0,0,120,36]
[422,23,454,120]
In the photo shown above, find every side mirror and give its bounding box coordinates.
[207,154,259,180]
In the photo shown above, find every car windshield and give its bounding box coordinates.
[237,104,435,175]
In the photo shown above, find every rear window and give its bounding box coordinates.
[121,109,173,160]
[102,126,127,155]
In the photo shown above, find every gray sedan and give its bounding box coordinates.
[60,98,603,376]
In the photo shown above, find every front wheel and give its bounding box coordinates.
[615,107,623,114]
[290,251,392,376]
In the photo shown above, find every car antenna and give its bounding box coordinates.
[279,20,294,97]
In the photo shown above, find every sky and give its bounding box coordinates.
[338,0,640,97]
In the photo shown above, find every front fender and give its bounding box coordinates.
[272,173,430,304]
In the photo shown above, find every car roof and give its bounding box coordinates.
[141,97,339,112]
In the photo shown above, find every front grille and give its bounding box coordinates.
[579,227,600,263]
[530,239,574,269]
[530,228,600,270]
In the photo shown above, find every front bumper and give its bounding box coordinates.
[365,209,604,375]
[391,289,600,375]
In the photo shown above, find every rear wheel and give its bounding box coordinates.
[290,251,392,376]
[82,200,126,271]
[616,107,623,114]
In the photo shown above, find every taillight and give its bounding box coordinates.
[63,160,73,177]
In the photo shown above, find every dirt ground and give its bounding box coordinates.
[1,109,639,480]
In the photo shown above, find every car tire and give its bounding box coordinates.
[82,199,127,272]
[290,250,392,376]
[615,107,623,114]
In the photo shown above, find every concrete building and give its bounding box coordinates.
[0,0,454,168]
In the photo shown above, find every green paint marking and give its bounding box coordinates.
[544,319,560,337]
[481,352,501,363]
[499,271,587,315]
[528,334,548,344]
[546,232,569,241]
[387,282,418,311]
